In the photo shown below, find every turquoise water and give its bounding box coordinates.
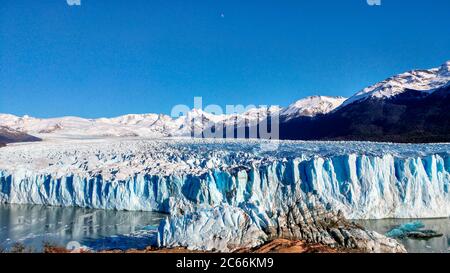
[357,218,450,253]
[0,204,166,252]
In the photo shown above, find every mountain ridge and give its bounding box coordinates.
[279,84,450,143]
[1,60,449,143]
[0,126,42,144]
[0,96,345,139]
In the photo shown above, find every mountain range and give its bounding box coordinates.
[1,60,449,144]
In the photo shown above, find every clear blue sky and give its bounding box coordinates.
[1,0,449,118]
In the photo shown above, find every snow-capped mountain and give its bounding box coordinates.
[341,61,450,108]
[281,96,347,120]
[0,114,161,138]
[1,61,449,142]
[0,125,41,143]
[0,99,336,139]
[280,61,450,142]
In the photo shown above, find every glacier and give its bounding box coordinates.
[1,139,449,219]
[0,138,448,252]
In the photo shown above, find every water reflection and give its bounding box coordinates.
[0,204,166,252]
[357,218,450,253]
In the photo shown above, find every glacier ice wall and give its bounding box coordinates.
[157,205,268,251]
[1,153,449,219]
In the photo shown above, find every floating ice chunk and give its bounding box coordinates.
[386,221,425,238]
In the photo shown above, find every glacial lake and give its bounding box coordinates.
[0,204,166,252]
[357,218,450,253]
[1,204,449,253]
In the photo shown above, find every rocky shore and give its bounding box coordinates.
[41,239,362,254]
[42,236,402,254]
[96,239,343,254]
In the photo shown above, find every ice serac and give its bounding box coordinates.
[157,205,269,251]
